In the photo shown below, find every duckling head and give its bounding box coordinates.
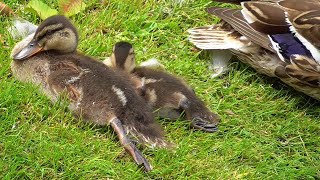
[111,41,136,73]
[13,15,78,60]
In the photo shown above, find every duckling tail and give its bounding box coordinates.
[122,112,174,149]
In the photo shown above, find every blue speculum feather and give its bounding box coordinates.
[269,33,312,62]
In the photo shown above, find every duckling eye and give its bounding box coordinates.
[46,30,53,36]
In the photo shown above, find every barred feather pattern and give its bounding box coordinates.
[232,50,320,100]
[188,2,320,100]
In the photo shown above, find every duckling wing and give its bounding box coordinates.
[46,60,84,103]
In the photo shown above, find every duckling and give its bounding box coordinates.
[11,15,171,171]
[188,1,320,100]
[104,41,220,133]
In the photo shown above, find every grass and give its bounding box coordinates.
[0,0,319,179]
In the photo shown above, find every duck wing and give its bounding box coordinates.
[207,7,275,52]
[240,1,289,34]
[241,1,320,62]
[285,55,320,87]
[213,0,249,4]
[213,0,279,4]
[188,19,249,50]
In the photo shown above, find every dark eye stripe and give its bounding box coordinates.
[36,27,65,41]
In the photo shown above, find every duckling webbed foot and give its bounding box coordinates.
[179,99,219,132]
[110,117,152,171]
[191,117,218,133]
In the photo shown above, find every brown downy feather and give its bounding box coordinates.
[11,15,172,150]
[108,41,220,133]
[68,58,173,148]
[132,66,220,132]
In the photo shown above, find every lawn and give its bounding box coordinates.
[0,0,319,179]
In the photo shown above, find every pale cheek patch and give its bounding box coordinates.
[103,57,113,67]
[43,29,76,52]
[124,55,135,73]
[112,85,127,106]
[173,92,188,107]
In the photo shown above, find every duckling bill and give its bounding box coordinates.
[105,42,220,133]
[11,15,171,171]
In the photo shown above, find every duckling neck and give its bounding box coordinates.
[46,49,77,56]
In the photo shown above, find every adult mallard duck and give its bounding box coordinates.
[11,15,172,171]
[104,41,220,132]
[188,0,320,100]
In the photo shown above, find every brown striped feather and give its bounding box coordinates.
[188,1,320,100]
[241,1,289,34]
[213,0,279,4]
[207,7,275,52]
[285,55,320,87]
[188,23,248,50]
[277,1,320,48]
[277,0,320,12]
[291,11,320,48]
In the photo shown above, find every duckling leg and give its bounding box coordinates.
[109,117,152,171]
